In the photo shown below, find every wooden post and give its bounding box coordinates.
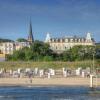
[96,75,98,87]
[90,74,94,88]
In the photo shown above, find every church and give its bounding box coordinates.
[45,33,95,53]
[0,21,34,55]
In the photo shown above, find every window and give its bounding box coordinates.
[65,39,68,42]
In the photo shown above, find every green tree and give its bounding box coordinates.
[16,38,28,42]
[43,56,53,61]
[12,50,25,61]
[96,44,100,59]
[24,48,34,60]
[31,40,53,56]
[62,50,72,61]
[0,38,13,43]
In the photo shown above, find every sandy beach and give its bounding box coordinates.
[0,77,100,87]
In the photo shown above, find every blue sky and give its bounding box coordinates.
[0,0,100,42]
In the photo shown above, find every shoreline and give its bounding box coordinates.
[0,77,100,87]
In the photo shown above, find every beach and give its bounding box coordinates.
[0,77,100,87]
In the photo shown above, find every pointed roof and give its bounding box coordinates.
[28,20,34,43]
[29,20,32,35]
[86,32,92,40]
[45,32,51,42]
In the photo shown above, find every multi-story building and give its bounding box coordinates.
[0,42,15,54]
[15,42,30,50]
[0,42,30,55]
[45,33,95,53]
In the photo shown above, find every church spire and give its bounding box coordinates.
[27,19,34,43]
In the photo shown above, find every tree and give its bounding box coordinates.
[6,54,12,61]
[31,40,53,56]
[0,38,13,43]
[43,56,53,61]
[11,50,25,61]
[62,45,96,61]
[7,40,100,61]
[24,48,34,60]
[96,45,100,59]
[16,38,28,42]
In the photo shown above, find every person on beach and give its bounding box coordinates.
[28,72,33,83]
[29,77,32,83]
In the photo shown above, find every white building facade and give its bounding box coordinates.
[15,42,30,51]
[0,42,30,55]
[0,42,15,54]
[45,33,95,53]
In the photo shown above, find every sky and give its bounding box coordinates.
[0,0,100,42]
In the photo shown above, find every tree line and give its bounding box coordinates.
[7,40,100,61]
[0,38,13,43]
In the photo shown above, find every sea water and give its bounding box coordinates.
[0,86,100,100]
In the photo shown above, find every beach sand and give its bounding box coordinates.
[0,77,100,87]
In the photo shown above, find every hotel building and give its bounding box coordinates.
[45,33,95,53]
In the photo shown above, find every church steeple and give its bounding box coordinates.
[27,20,34,43]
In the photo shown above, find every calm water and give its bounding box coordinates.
[0,86,100,100]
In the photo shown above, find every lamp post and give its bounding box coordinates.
[89,51,95,88]
[89,45,96,88]
[92,45,96,74]
[92,52,95,74]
